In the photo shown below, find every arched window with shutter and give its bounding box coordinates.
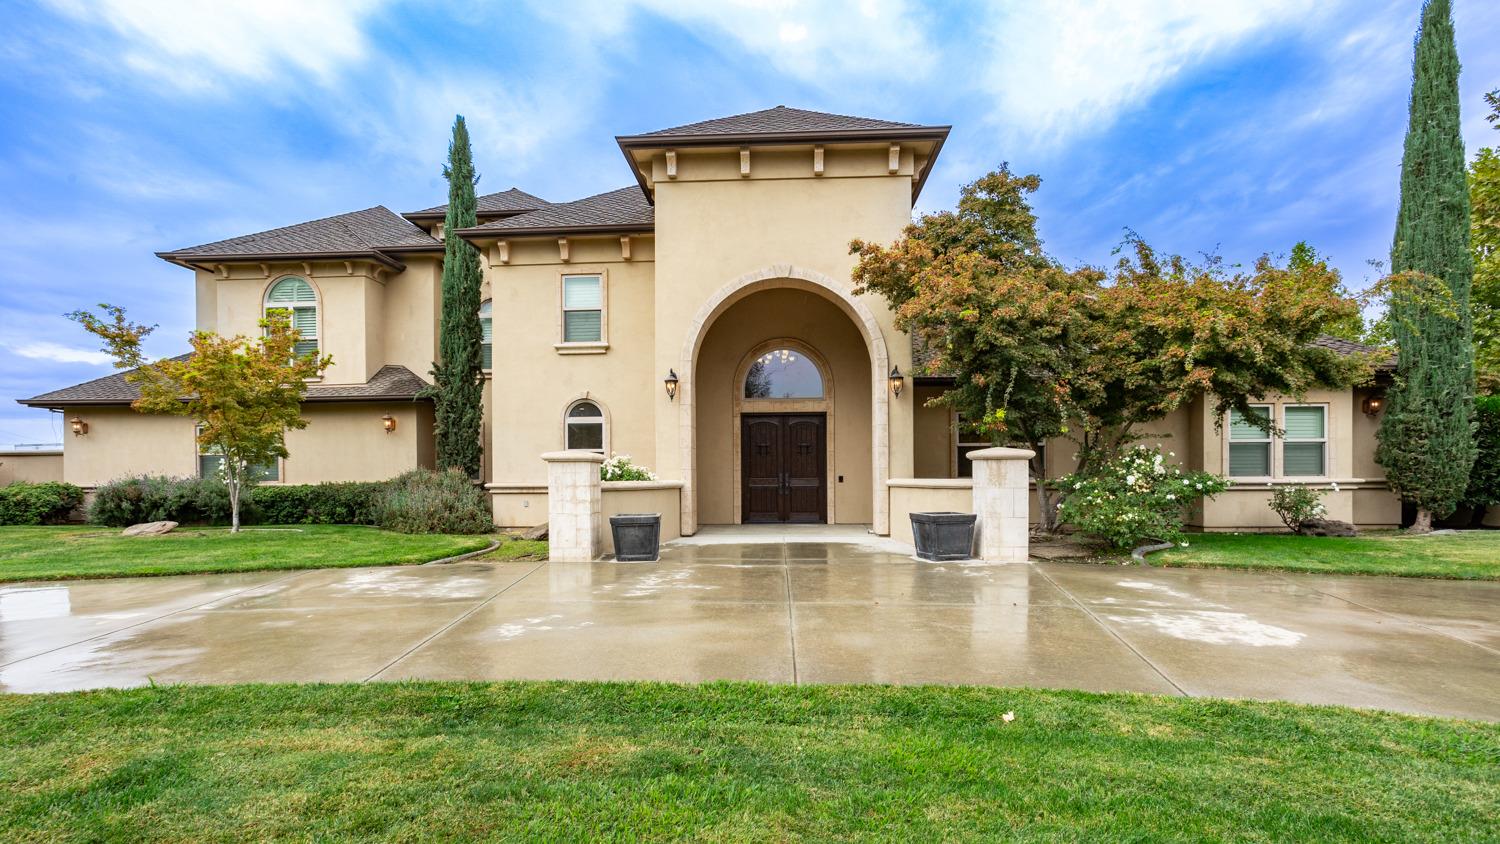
[264,277,319,357]
[479,299,493,370]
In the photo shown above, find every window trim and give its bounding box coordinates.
[1280,403,1329,478]
[555,270,608,354]
[262,275,321,361]
[562,396,609,454]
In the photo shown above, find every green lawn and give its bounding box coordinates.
[1152,530,1500,580]
[0,682,1494,841]
[0,525,495,583]
[481,537,548,561]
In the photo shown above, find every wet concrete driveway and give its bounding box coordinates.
[3,539,1498,720]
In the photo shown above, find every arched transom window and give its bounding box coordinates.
[744,348,823,399]
[265,277,318,357]
[565,400,605,452]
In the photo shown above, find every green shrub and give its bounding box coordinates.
[373,469,493,534]
[1464,395,1500,508]
[88,476,238,527]
[1058,446,1229,551]
[0,481,85,525]
[1268,484,1328,533]
[249,482,383,525]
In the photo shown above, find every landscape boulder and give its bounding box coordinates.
[122,521,178,537]
[1298,518,1357,537]
[520,523,548,541]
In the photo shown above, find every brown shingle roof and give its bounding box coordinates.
[19,362,432,408]
[156,206,441,269]
[403,187,550,221]
[911,334,1396,381]
[460,187,653,237]
[631,105,927,138]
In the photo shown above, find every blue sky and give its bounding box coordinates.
[2,0,1498,447]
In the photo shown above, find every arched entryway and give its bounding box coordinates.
[679,265,890,535]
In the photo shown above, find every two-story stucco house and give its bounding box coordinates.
[20,107,1401,539]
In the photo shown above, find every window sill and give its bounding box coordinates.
[554,342,609,355]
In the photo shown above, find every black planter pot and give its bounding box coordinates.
[610,513,662,562]
[910,512,976,561]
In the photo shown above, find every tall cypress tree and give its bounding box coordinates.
[1376,0,1476,531]
[430,115,485,477]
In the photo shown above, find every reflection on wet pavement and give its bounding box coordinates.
[2,540,1497,720]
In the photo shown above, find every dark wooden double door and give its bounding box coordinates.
[741,414,827,523]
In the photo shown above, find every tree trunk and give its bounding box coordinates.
[1033,476,1057,535]
[1411,507,1433,534]
[228,478,241,534]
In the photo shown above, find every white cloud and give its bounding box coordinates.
[42,0,388,91]
[5,341,113,366]
[527,0,936,87]
[982,0,1345,144]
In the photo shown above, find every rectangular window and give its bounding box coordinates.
[1282,405,1327,476]
[1228,405,1272,477]
[562,275,603,343]
[198,429,279,482]
[480,313,493,370]
[954,418,988,478]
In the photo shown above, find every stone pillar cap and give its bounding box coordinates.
[966,446,1036,461]
[541,450,607,463]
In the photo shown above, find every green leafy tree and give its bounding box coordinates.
[429,114,485,477]
[68,305,330,532]
[1471,89,1500,392]
[1377,0,1476,532]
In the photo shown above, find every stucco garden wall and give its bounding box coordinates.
[887,479,972,546]
[601,481,683,554]
[0,451,64,485]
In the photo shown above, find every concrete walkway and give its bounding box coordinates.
[2,537,1498,720]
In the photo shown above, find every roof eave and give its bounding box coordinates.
[154,249,408,271]
[615,125,952,204]
[456,223,655,241]
[400,208,542,224]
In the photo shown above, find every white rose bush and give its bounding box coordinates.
[1057,446,1229,551]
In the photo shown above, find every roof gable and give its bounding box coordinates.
[157,206,440,269]
[403,187,550,221]
[632,105,926,138]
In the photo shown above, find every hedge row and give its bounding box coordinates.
[86,470,492,534]
[0,481,85,526]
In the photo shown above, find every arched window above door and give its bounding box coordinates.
[744,348,823,399]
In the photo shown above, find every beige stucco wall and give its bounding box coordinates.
[601,482,683,553]
[912,385,952,478]
[694,288,873,525]
[887,479,972,546]
[651,146,918,528]
[489,485,548,529]
[0,451,64,485]
[482,237,658,486]
[195,256,439,386]
[54,402,432,488]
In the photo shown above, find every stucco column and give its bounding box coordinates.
[969,447,1034,563]
[542,450,605,562]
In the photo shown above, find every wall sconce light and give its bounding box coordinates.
[664,369,679,401]
[381,414,397,434]
[69,416,88,436]
[1361,395,1385,417]
[888,365,905,398]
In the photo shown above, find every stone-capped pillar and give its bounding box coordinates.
[969,447,1034,562]
[542,450,605,562]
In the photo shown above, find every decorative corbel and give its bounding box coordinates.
[813,145,824,176]
[301,262,312,277]
[343,261,355,276]
[665,150,677,179]
[740,147,751,177]
[494,241,510,265]
[620,236,632,261]
[888,143,901,174]
[215,264,229,280]
[558,238,570,262]
[258,263,270,278]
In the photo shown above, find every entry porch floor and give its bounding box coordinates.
[2,541,1497,721]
